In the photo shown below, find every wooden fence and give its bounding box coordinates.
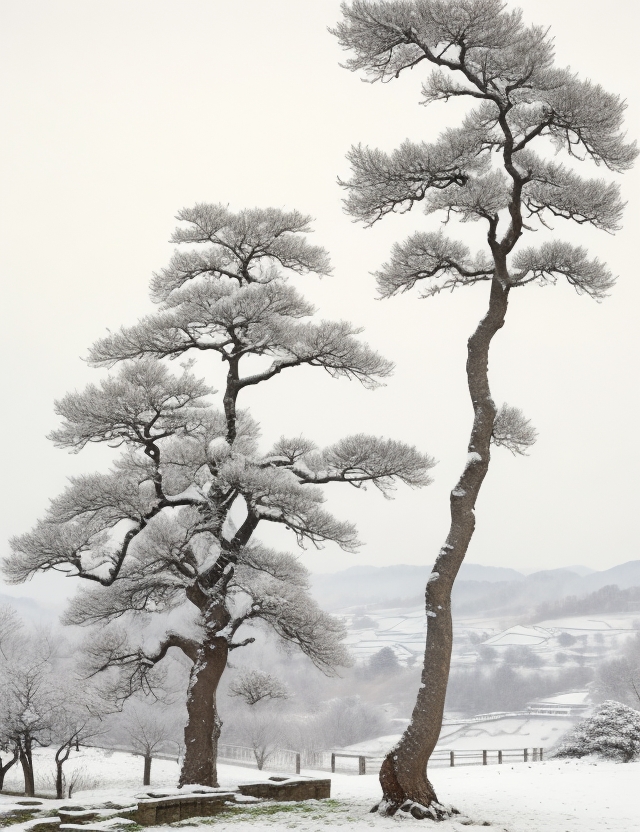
[216,746,545,775]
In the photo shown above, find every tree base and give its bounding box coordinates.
[371,799,459,820]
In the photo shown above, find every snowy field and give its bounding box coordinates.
[1,748,639,832]
[341,715,573,756]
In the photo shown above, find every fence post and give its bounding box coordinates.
[539,747,544,761]
[358,756,366,776]
[532,748,538,762]
[498,750,502,765]
[331,753,336,773]
[295,753,301,775]
[524,748,528,762]
[450,751,455,767]
[482,750,487,766]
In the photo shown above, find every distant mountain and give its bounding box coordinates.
[310,563,525,611]
[580,561,640,592]
[310,561,640,615]
[0,592,59,623]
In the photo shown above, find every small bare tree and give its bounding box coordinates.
[0,634,57,796]
[334,0,636,817]
[229,670,289,706]
[228,669,290,769]
[124,708,174,786]
[51,683,109,799]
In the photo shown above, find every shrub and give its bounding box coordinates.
[556,700,640,762]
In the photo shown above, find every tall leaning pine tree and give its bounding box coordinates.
[334,0,636,818]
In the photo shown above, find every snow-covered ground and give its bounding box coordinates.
[1,749,639,832]
[343,716,574,757]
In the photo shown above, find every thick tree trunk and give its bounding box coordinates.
[0,749,19,791]
[179,636,228,788]
[143,755,152,786]
[19,742,35,797]
[378,278,510,818]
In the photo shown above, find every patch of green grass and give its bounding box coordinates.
[174,799,347,825]
[0,810,40,827]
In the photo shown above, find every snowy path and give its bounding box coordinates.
[1,756,638,832]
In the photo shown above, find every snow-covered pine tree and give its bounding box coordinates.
[556,701,640,762]
[4,205,436,788]
[334,0,636,816]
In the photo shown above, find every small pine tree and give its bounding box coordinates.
[556,701,640,762]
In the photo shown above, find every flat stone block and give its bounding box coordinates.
[237,777,331,802]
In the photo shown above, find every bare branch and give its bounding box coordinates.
[491,404,537,455]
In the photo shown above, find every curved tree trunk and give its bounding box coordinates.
[378,278,510,818]
[0,749,19,791]
[55,744,72,799]
[179,636,228,788]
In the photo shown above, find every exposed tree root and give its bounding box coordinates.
[371,798,460,820]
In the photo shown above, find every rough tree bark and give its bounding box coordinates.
[179,636,228,788]
[378,278,510,817]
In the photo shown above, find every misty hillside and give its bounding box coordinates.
[309,563,524,610]
[310,560,640,615]
[0,591,58,622]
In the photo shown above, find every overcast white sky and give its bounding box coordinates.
[1,0,639,607]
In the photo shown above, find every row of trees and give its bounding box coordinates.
[2,0,636,819]
[534,585,640,621]
[0,607,108,797]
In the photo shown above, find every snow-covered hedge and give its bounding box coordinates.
[556,700,640,762]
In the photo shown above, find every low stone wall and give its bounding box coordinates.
[134,791,237,825]
[50,779,331,827]
[238,777,331,802]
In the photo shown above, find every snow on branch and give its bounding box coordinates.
[276,433,436,495]
[151,204,331,302]
[61,566,186,627]
[87,312,205,367]
[516,153,625,232]
[341,134,486,224]
[47,471,155,526]
[5,519,112,584]
[238,543,310,588]
[491,404,537,456]
[541,74,638,172]
[425,170,510,223]
[334,1,552,99]
[512,241,616,300]
[238,318,394,390]
[49,358,213,452]
[375,230,493,297]
[232,549,351,675]
[219,460,360,551]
